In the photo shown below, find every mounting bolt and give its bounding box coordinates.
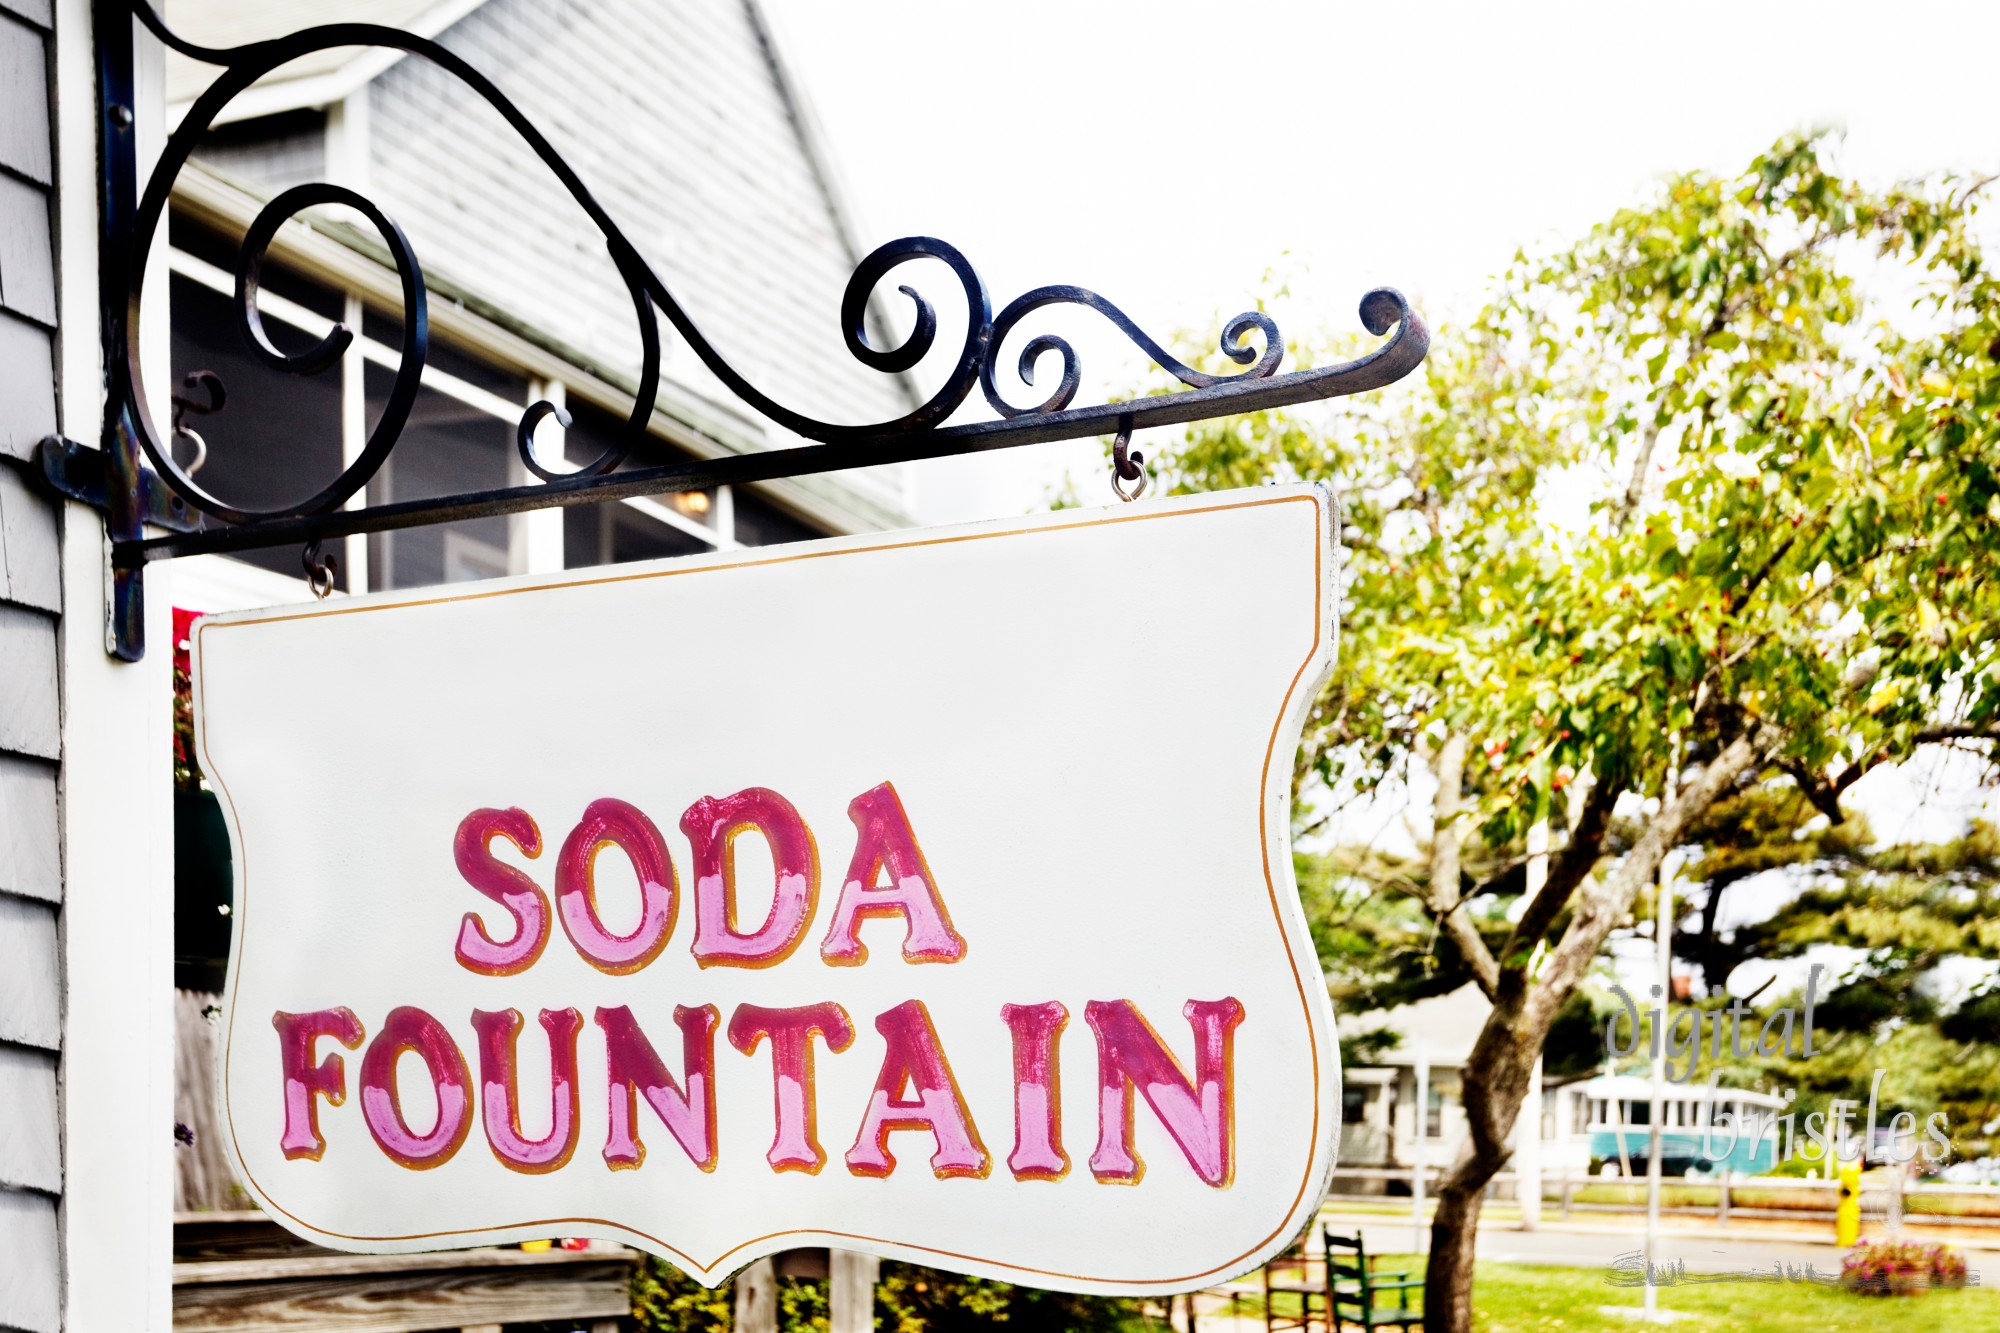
[109,104,133,129]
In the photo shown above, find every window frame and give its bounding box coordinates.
[166,241,748,598]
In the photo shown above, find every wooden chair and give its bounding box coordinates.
[1324,1230,1423,1331]
[1263,1234,1327,1332]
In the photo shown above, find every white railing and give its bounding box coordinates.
[1323,1165,2000,1227]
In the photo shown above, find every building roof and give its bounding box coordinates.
[1573,1074,1786,1108]
[165,0,496,120]
[164,0,918,529]
[1345,984,1495,1067]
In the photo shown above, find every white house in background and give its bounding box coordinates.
[1334,984,1589,1191]
[1337,985,1485,1183]
[160,0,919,612]
[1337,984,1793,1191]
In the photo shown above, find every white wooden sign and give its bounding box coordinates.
[193,485,1342,1294]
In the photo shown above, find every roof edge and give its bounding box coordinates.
[741,0,922,417]
[165,0,497,126]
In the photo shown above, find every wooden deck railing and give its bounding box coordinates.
[173,991,635,1331]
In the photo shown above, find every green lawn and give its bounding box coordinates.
[1272,1256,1992,1328]
[1333,1257,2000,1332]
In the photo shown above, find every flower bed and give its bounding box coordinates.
[1840,1239,1969,1295]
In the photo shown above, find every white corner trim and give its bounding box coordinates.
[53,3,177,1328]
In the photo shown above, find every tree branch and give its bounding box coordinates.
[1918,723,2000,744]
[1614,418,1663,531]
[1529,729,1770,1026]
[1428,732,1500,1000]
[1778,759,1849,824]
[1497,775,1617,984]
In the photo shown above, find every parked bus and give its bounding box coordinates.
[1571,1074,1783,1177]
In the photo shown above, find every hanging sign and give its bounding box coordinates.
[194,485,1343,1294]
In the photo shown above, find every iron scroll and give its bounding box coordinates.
[42,0,1431,658]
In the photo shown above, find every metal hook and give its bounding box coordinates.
[170,426,208,477]
[172,369,227,419]
[169,371,225,478]
[301,539,339,600]
[1110,414,1149,502]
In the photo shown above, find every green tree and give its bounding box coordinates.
[1141,134,2000,1332]
[1732,820,2000,1159]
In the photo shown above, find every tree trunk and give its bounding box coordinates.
[1417,732,1768,1331]
[1424,1166,1493,1333]
[1423,1017,1538,1332]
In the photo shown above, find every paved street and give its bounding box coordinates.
[1320,1210,2000,1288]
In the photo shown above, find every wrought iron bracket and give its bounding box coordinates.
[55,0,1430,660]
[39,432,204,533]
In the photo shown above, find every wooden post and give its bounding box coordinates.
[1517,1056,1543,1230]
[1718,1169,1731,1226]
[735,1257,777,1333]
[830,1249,880,1333]
[1555,1081,1574,1219]
[1412,1055,1429,1255]
[1517,821,1548,1231]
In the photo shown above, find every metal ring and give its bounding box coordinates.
[301,540,339,600]
[1111,458,1150,502]
[170,426,208,477]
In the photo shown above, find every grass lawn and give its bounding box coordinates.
[1326,1257,2000,1332]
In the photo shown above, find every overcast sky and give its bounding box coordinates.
[765,0,2000,523]
[762,3,2000,983]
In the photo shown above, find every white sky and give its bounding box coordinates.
[765,0,2000,523]
[765,3,2000,988]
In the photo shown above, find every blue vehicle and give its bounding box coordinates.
[1573,1074,1782,1178]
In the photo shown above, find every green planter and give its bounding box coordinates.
[175,788,234,992]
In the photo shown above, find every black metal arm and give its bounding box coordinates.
[42,0,1429,659]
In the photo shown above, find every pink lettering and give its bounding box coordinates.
[682,788,819,968]
[597,1003,719,1171]
[819,783,965,966]
[359,1006,473,1170]
[470,1007,582,1174]
[846,1000,989,1179]
[453,807,549,976]
[1000,1001,1069,1180]
[727,1002,853,1173]
[555,798,677,974]
[1085,998,1244,1187]
[272,1007,364,1161]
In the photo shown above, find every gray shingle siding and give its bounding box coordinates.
[0,756,58,906]
[0,313,58,464]
[0,1043,59,1194]
[0,604,58,762]
[0,2,61,1328]
[0,13,52,186]
[0,1188,59,1333]
[0,466,58,613]
[0,173,56,328]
